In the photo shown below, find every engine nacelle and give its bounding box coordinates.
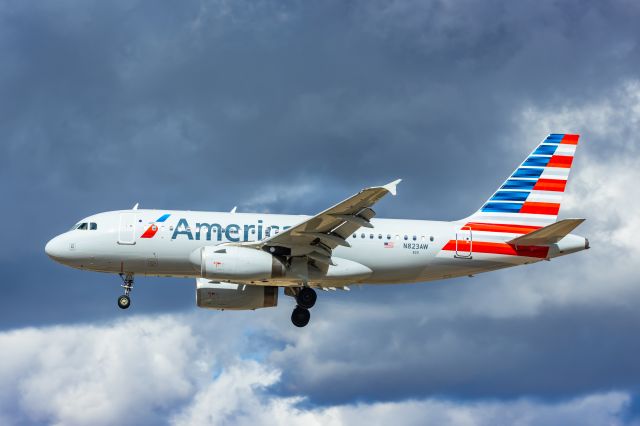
[196,279,278,310]
[190,245,285,280]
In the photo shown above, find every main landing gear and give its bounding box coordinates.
[117,273,134,310]
[290,287,317,328]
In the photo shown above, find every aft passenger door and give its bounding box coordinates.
[455,226,472,258]
[118,212,137,245]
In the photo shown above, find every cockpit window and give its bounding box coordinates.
[71,222,97,231]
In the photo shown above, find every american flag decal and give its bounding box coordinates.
[384,241,394,248]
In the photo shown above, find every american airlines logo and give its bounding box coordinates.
[171,218,292,242]
[140,214,171,238]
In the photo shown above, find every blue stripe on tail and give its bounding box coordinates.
[481,202,524,213]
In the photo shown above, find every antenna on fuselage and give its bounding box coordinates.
[230,206,237,213]
[132,203,139,210]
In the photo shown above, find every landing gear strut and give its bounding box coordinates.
[118,273,134,310]
[289,287,317,327]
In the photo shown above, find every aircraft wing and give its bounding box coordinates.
[246,179,401,265]
[508,218,585,246]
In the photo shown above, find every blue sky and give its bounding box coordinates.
[2,0,640,424]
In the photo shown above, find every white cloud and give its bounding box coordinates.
[0,314,631,426]
[0,316,200,426]
[174,361,630,426]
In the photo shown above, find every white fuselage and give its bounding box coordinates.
[45,209,588,286]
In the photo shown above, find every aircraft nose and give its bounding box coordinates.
[45,235,65,260]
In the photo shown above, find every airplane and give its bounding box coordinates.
[45,134,588,327]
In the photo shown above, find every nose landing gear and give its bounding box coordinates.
[118,273,134,310]
[288,287,317,327]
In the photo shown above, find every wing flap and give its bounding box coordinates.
[508,218,585,246]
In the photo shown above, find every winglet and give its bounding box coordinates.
[382,179,402,196]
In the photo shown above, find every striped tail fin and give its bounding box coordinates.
[467,133,580,228]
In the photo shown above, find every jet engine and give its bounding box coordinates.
[190,245,285,280]
[196,279,278,310]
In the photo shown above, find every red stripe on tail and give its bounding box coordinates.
[561,134,579,145]
[519,202,560,215]
[533,179,567,192]
[547,155,574,168]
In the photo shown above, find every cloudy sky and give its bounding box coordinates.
[2,0,640,424]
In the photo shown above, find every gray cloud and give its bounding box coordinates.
[1,0,640,423]
[4,0,639,220]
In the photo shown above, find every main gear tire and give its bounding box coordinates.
[291,306,310,327]
[296,287,317,309]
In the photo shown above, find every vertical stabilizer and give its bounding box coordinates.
[466,133,580,228]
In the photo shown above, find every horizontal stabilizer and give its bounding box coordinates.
[508,218,585,246]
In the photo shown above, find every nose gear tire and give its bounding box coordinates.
[118,295,131,309]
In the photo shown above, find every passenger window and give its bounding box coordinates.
[369,234,374,239]
[78,223,88,230]
[90,223,97,230]
[412,235,417,241]
[430,236,434,242]
[353,234,357,238]
[361,233,365,239]
[404,235,408,240]
[386,234,391,240]
[378,234,382,239]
